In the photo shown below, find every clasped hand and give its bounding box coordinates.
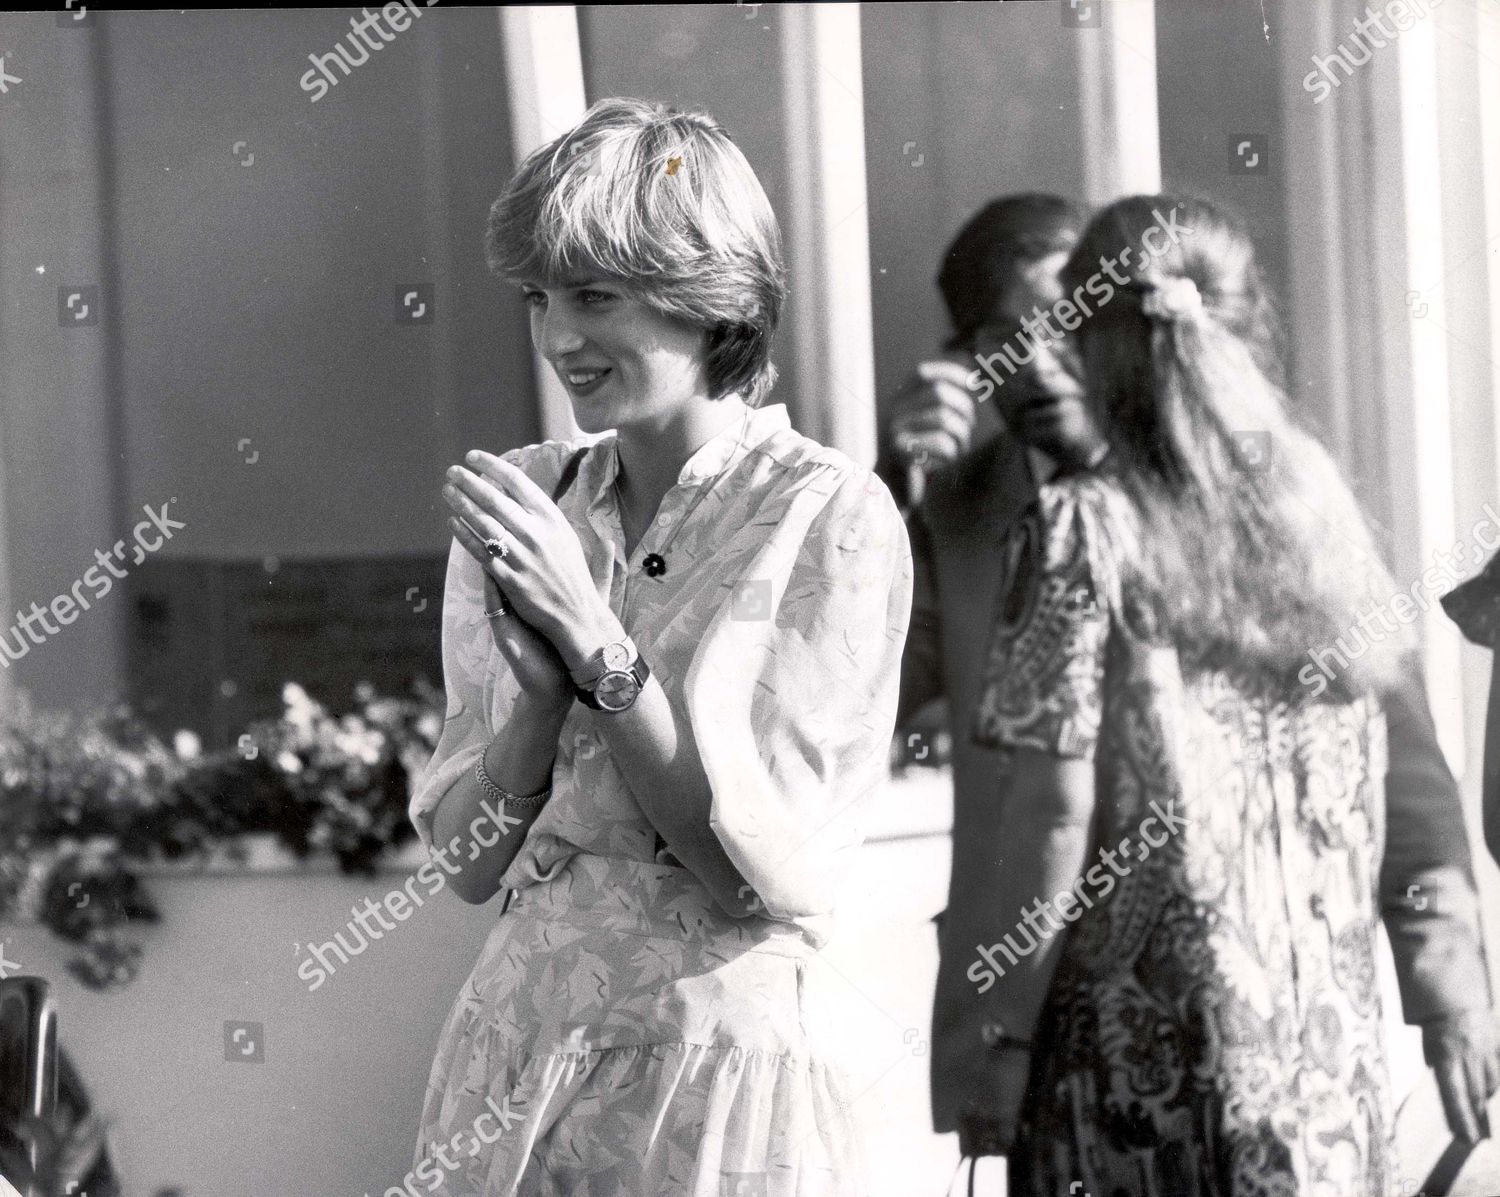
[442,451,617,692]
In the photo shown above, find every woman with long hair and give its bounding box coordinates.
[407,98,910,1195]
[959,195,1497,1194]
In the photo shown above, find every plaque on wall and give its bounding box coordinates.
[126,555,448,747]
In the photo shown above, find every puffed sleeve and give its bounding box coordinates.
[407,442,575,852]
[684,467,913,923]
[971,483,1113,760]
[407,536,502,853]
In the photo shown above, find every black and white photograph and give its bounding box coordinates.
[2,2,1500,1194]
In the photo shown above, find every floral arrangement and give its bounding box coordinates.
[247,680,443,872]
[0,679,442,990]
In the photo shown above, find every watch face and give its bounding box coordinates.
[595,669,640,712]
[600,642,631,672]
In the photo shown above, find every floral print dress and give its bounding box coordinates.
[972,478,1395,1197]
[407,404,912,1197]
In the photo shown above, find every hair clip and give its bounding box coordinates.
[1140,276,1203,322]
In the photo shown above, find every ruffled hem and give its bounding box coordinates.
[415,1039,864,1197]
[411,853,866,1195]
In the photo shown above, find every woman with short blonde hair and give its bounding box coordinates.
[408,97,910,1196]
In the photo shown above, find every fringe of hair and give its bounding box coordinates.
[485,97,785,406]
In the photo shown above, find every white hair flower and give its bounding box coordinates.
[1140,276,1203,323]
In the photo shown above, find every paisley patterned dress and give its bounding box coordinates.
[972,479,1395,1197]
[407,404,912,1197]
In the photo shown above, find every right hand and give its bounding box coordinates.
[450,515,573,705]
[1423,1008,1500,1142]
[482,573,574,705]
[887,357,980,472]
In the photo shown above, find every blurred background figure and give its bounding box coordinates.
[880,193,1103,502]
[955,195,1497,1196]
[878,191,1104,1144]
[884,186,1500,1189]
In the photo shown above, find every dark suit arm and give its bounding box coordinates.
[1379,667,1492,1023]
[1485,659,1500,867]
[897,510,945,728]
[874,430,914,511]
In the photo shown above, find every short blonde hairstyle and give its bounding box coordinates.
[486,97,786,406]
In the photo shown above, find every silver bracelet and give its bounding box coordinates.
[474,754,551,810]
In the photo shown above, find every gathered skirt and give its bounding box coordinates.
[414,854,866,1197]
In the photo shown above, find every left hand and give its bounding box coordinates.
[886,357,981,474]
[955,1048,1031,1158]
[443,452,618,669]
[1423,1008,1500,1142]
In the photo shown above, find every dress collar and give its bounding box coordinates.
[677,401,787,483]
[586,402,790,505]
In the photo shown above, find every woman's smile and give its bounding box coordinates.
[560,364,613,397]
[525,279,715,435]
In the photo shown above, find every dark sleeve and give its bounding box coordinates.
[1485,663,1500,868]
[1379,664,1493,1022]
[896,509,945,728]
[1440,548,1500,866]
[1440,549,1500,647]
[873,428,913,511]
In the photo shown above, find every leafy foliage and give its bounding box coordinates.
[0,680,442,989]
